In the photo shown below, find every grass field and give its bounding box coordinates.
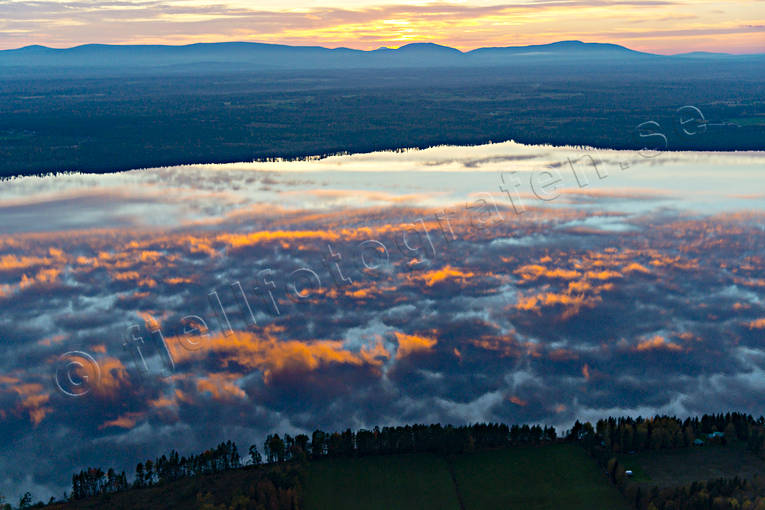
[305,444,629,510]
[452,444,630,510]
[305,453,461,510]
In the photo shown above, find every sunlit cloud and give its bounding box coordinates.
[0,141,764,500]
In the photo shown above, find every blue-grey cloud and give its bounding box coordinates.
[0,142,764,501]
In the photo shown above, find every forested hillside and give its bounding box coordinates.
[5,413,765,509]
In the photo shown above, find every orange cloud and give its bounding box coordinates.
[166,330,387,383]
[99,412,146,430]
[165,277,194,285]
[182,235,219,258]
[148,396,176,409]
[138,311,161,331]
[585,270,622,280]
[515,264,581,281]
[623,263,650,274]
[0,254,51,271]
[735,278,765,288]
[217,229,340,249]
[19,268,60,289]
[517,292,600,311]
[113,271,140,281]
[413,265,475,287]
[10,383,51,426]
[196,373,247,401]
[359,341,391,365]
[469,335,521,358]
[635,335,683,352]
[567,280,593,293]
[37,334,67,347]
[91,357,132,399]
[394,331,437,358]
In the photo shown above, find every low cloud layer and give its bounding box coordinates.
[0,141,764,500]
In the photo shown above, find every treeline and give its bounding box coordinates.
[71,441,242,500]
[259,423,558,463]
[71,468,129,499]
[589,413,764,455]
[134,441,241,487]
[573,412,765,473]
[68,440,302,510]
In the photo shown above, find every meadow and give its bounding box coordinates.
[452,444,630,510]
[305,453,460,510]
[304,444,629,510]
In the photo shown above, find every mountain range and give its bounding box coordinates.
[2,40,762,73]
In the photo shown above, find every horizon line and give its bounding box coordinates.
[2,39,763,57]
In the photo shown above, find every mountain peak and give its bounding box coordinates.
[394,42,463,53]
[550,40,586,46]
[16,44,54,52]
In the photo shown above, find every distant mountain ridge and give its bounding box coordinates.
[2,40,763,74]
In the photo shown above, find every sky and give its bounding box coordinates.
[0,0,764,53]
[1,142,765,501]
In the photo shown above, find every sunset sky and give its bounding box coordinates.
[1,0,763,53]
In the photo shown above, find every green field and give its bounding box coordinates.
[453,444,630,510]
[305,453,461,510]
[305,444,629,510]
